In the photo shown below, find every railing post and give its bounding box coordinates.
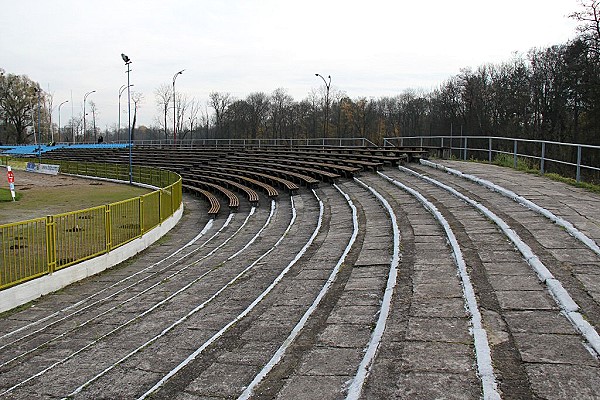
[488,137,492,163]
[105,204,112,253]
[45,215,57,274]
[463,137,468,160]
[540,142,546,175]
[139,196,145,235]
[513,140,518,169]
[158,189,163,223]
[576,145,582,182]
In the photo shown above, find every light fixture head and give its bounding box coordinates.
[121,53,130,63]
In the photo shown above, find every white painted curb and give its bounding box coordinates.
[0,205,183,314]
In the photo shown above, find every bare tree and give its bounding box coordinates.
[131,92,143,141]
[154,83,172,140]
[270,88,293,139]
[209,92,232,138]
[185,97,201,140]
[175,92,189,137]
[571,0,600,56]
[0,72,45,143]
[89,100,99,142]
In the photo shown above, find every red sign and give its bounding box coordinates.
[7,171,14,184]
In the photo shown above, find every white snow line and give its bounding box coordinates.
[3,208,259,397]
[420,159,600,257]
[227,201,276,261]
[345,178,400,400]
[399,166,600,357]
[61,206,277,398]
[1,210,257,370]
[379,172,501,400]
[0,217,216,342]
[137,193,324,400]
[238,185,358,400]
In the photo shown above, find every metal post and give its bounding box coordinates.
[121,53,133,184]
[463,137,468,160]
[118,84,132,143]
[36,89,42,165]
[315,73,331,137]
[540,142,546,175]
[513,140,518,169]
[172,70,185,145]
[488,137,492,163]
[576,145,582,182]
[58,100,68,143]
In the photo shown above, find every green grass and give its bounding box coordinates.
[544,173,600,194]
[0,180,150,225]
[489,153,600,194]
[492,153,540,174]
[0,188,22,202]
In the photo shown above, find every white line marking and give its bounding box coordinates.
[399,166,600,357]
[420,159,600,257]
[379,171,501,400]
[137,193,323,399]
[345,178,400,400]
[238,185,358,399]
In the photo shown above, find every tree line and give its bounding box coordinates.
[1,1,599,146]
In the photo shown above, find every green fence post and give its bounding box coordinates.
[45,215,57,274]
[139,196,145,235]
[105,204,112,252]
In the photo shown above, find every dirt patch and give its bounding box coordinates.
[0,168,151,225]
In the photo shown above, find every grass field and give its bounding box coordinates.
[0,171,151,225]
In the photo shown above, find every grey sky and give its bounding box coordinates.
[1,0,580,130]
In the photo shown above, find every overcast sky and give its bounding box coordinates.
[1,0,580,130]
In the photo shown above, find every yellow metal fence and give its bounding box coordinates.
[0,160,182,290]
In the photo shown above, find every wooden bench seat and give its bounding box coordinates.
[185,179,240,210]
[194,169,279,198]
[217,161,316,188]
[186,173,259,206]
[182,184,220,215]
[210,166,299,194]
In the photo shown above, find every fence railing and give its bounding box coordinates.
[117,137,379,148]
[384,135,600,184]
[0,160,182,291]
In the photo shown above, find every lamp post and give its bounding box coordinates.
[315,73,331,137]
[172,69,184,145]
[83,90,95,143]
[58,100,68,143]
[118,84,133,143]
[121,53,133,184]
[35,88,42,164]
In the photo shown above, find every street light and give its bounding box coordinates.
[315,73,331,137]
[172,69,185,145]
[83,90,96,143]
[35,88,42,164]
[118,84,133,143]
[58,100,68,143]
[122,53,133,184]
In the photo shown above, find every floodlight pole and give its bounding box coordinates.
[118,84,133,143]
[315,73,331,137]
[83,90,95,143]
[122,53,133,184]
[172,69,184,146]
[36,88,42,164]
[58,100,68,143]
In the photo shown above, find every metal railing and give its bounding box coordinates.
[384,135,600,184]
[0,160,182,290]
[126,137,378,148]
